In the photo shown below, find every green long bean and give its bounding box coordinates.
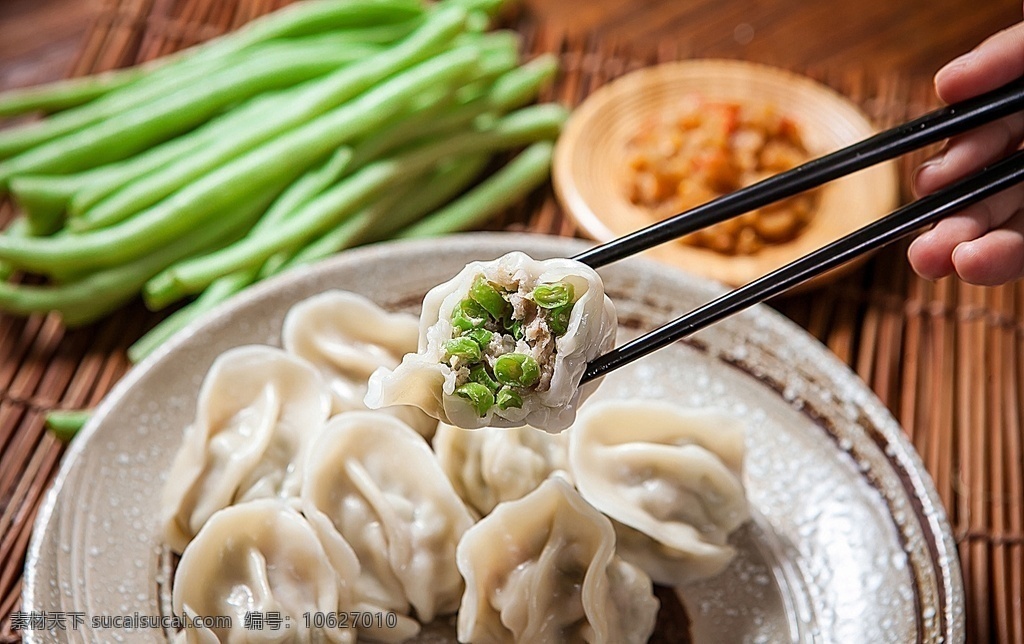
[0,217,28,281]
[126,270,255,363]
[489,54,559,110]
[9,19,415,124]
[14,72,343,228]
[0,47,480,276]
[326,153,491,248]
[145,103,567,302]
[45,410,92,442]
[65,90,294,218]
[347,53,557,171]
[0,70,146,118]
[0,186,277,325]
[0,0,423,155]
[10,85,300,234]
[399,141,554,238]
[71,8,467,232]
[255,154,485,279]
[0,41,360,186]
[127,146,356,361]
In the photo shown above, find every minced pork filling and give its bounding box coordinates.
[442,273,577,417]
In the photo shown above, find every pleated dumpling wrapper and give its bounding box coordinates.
[171,499,388,644]
[282,290,438,438]
[569,399,750,584]
[456,476,659,644]
[432,422,570,518]
[365,252,616,432]
[301,411,474,627]
[161,345,332,553]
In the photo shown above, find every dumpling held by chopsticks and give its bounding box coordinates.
[365,251,616,432]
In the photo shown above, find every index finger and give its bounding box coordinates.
[934,20,1024,104]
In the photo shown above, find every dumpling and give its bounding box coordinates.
[456,476,659,644]
[365,252,616,432]
[568,399,749,584]
[300,412,474,624]
[172,499,358,644]
[161,345,332,553]
[282,290,438,438]
[432,422,570,517]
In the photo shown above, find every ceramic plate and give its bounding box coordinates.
[552,59,901,289]
[24,233,962,643]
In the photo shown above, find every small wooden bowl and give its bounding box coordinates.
[553,59,901,289]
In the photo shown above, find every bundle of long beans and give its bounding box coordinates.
[0,0,564,366]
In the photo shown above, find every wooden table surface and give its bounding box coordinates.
[2,0,1021,90]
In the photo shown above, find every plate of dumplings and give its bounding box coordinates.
[24,233,963,643]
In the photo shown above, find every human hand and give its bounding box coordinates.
[908,18,1024,285]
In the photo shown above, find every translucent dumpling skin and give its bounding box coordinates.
[282,290,438,438]
[301,412,474,626]
[365,252,616,432]
[569,399,750,584]
[172,499,359,644]
[432,422,570,518]
[455,476,659,644]
[161,346,332,553]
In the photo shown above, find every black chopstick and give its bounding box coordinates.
[572,77,1024,269]
[580,147,1024,384]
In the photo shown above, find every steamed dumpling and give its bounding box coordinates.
[568,399,749,584]
[161,345,332,553]
[172,499,358,644]
[432,422,569,517]
[365,252,616,432]
[456,476,659,644]
[282,290,438,437]
[301,412,474,624]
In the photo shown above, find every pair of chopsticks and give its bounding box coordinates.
[577,77,1024,383]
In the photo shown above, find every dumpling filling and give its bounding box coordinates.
[366,251,617,432]
[445,273,578,418]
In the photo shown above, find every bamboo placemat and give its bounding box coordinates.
[0,1,1021,643]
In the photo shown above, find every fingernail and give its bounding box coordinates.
[951,240,971,266]
[912,151,946,197]
[937,49,977,79]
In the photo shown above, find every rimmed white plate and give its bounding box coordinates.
[24,233,962,643]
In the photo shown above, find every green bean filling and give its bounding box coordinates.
[464,327,493,348]
[496,387,523,411]
[444,337,482,363]
[469,363,500,391]
[444,274,579,416]
[469,275,509,319]
[455,383,494,417]
[547,302,572,335]
[452,298,489,332]
[532,281,574,308]
[494,353,540,387]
